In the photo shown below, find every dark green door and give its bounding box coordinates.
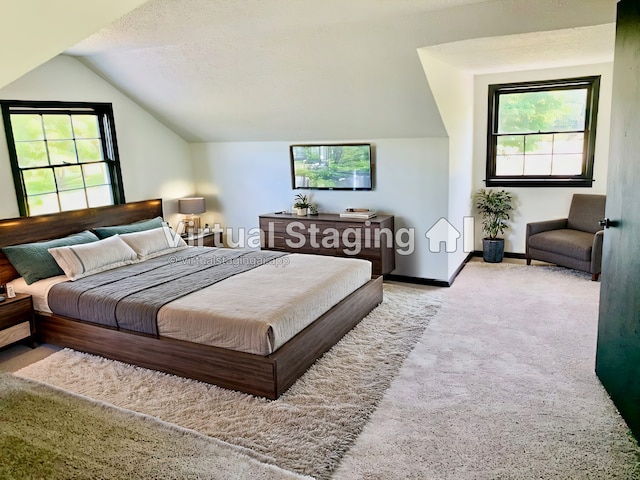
[595,0,640,439]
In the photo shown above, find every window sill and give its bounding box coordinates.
[485,178,595,188]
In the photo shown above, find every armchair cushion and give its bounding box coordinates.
[567,194,607,233]
[526,218,568,237]
[527,229,596,262]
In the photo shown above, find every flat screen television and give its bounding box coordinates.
[290,143,373,190]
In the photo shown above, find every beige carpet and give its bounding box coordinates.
[15,283,439,480]
[0,374,311,480]
[335,262,640,479]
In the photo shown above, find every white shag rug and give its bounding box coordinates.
[16,283,440,480]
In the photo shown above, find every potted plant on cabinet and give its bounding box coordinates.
[293,193,311,216]
[474,188,514,263]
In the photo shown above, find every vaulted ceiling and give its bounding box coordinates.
[0,0,147,88]
[62,0,617,142]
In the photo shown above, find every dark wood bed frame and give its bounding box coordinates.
[0,199,383,399]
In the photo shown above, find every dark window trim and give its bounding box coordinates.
[1,100,126,216]
[485,76,601,188]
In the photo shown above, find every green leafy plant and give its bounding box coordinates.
[474,188,513,239]
[293,193,311,209]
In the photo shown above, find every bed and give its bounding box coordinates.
[0,199,383,399]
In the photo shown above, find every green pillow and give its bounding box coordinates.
[2,230,99,285]
[93,217,165,239]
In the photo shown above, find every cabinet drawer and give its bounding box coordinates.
[0,321,31,349]
[263,234,291,250]
[260,219,291,234]
[0,297,33,330]
[270,234,338,255]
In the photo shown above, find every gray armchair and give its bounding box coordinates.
[526,194,606,281]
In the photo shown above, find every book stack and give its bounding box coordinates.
[340,208,377,219]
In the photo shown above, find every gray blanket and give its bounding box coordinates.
[48,248,287,335]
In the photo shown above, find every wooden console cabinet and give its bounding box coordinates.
[259,213,395,276]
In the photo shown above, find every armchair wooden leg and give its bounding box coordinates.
[592,273,600,281]
[526,258,531,265]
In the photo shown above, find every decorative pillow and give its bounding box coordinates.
[2,231,99,285]
[120,226,188,261]
[92,216,165,239]
[48,235,138,281]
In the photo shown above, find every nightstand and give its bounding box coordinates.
[0,294,35,350]
[182,230,224,247]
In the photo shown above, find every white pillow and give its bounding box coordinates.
[48,235,138,281]
[119,226,188,261]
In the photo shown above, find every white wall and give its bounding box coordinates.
[473,62,614,253]
[419,51,475,280]
[191,138,451,280]
[0,55,194,224]
[0,0,147,89]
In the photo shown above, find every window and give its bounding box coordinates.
[486,76,600,187]
[1,101,125,216]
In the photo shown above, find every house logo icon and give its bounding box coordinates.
[425,217,475,253]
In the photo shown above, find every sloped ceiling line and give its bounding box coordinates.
[59,0,616,142]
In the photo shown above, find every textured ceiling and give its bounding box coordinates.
[0,0,147,89]
[64,0,617,142]
[422,24,616,74]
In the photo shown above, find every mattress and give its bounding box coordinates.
[9,275,67,313]
[10,251,372,356]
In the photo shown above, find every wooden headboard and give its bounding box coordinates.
[0,199,163,283]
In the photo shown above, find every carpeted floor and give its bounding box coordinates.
[334,262,640,479]
[0,374,311,480]
[14,283,439,480]
[9,262,640,479]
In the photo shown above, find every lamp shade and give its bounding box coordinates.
[178,197,206,215]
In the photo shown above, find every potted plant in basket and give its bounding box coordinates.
[293,193,311,216]
[474,188,513,263]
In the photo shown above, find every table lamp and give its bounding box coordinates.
[178,197,206,234]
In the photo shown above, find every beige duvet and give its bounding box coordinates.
[157,253,371,355]
[12,252,371,356]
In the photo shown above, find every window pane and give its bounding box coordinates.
[16,141,48,168]
[86,185,113,208]
[496,155,524,176]
[23,169,56,195]
[49,140,77,165]
[496,135,524,155]
[552,154,583,175]
[498,88,587,134]
[55,165,84,191]
[4,102,123,216]
[72,115,100,139]
[553,133,584,154]
[524,134,553,154]
[523,155,553,175]
[76,139,103,163]
[27,193,59,215]
[43,115,73,140]
[83,163,110,187]
[10,114,44,141]
[59,189,88,211]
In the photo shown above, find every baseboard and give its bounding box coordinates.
[385,274,451,288]
[472,251,527,259]
[386,252,475,288]
[447,252,475,286]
